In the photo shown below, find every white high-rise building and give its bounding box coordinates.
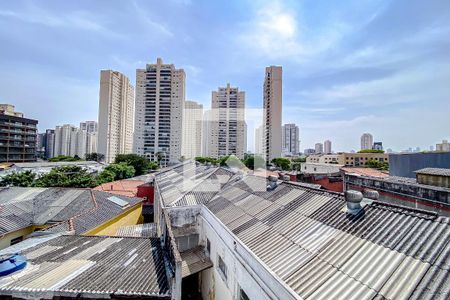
[80,121,98,133]
[282,123,300,156]
[98,70,135,164]
[86,132,98,154]
[134,58,185,165]
[263,66,282,162]
[324,140,332,154]
[182,101,203,159]
[361,133,374,150]
[315,142,324,154]
[54,124,77,157]
[255,125,264,156]
[202,110,212,157]
[53,125,88,158]
[208,84,246,159]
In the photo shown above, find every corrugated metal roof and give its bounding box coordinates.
[116,223,157,238]
[0,187,142,236]
[201,174,450,300]
[415,168,450,177]
[0,235,170,298]
[180,246,213,278]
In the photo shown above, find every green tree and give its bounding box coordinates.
[85,153,105,162]
[33,166,97,188]
[366,159,389,171]
[96,169,115,185]
[114,154,158,176]
[271,157,291,171]
[48,155,82,162]
[194,157,219,165]
[358,149,384,153]
[105,163,136,180]
[243,154,265,170]
[0,171,36,187]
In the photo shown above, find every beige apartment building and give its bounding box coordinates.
[98,70,134,164]
[134,58,185,165]
[263,66,282,162]
[182,100,203,159]
[208,84,246,159]
[307,152,389,167]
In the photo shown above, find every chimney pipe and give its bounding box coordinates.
[345,190,363,215]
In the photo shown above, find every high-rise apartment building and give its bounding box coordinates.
[54,124,77,157]
[134,58,185,165]
[361,133,374,150]
[0,104,38,162]
[324,140,332,154]
[282,123,300,156]
[208,84,246,159]
[263,66,282,162]
[80,121,98,133]
[255,125,264,156]
[182,101,203,159]
[98,70,134,164]
[315,142,324,154]
[44,129,55,159]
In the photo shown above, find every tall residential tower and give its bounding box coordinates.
[263,66,282,162]
[208,84,246,159]
[134,58,185,165]
[282,123,300,156]
[98,70,134,163]
[182,101,203,159]
[361,133,374,150]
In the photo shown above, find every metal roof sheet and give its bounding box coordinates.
[0,235,170,298]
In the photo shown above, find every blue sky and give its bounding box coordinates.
[0,0,449,152]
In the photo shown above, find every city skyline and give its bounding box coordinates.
[0,0,449,151]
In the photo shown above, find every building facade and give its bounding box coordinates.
[282,123,299,156]
[307,152,389,166]
[361,133,373,150]
[208,84,246,159]
[436,140,450,152]
[263,66,282,162]
[315,142,324,154]
[324,140,332,154]
[182,101,203,159]
[134,58,185,165]
[44,129,55,159]
[80,121,98,133]
[0,104,37,162]
[98,70,134,164]
[254,125,263,156]
[389,152,450,178]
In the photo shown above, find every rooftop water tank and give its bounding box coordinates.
[0,254,27,276]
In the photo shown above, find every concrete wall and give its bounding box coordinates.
[389,152,450,178]
[198,207,300,300]
[0,227,34,250]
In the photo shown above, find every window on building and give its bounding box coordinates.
[240,288,250,300]
[10,236,23,246]
[218,255,227,281]
[206,238,211,255]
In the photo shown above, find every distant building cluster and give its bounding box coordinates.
[41,121,98,159]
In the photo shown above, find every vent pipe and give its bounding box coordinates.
[345,190,363,215]
[363,189,379,200]
[267,175,278,191]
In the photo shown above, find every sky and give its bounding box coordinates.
[0,0,449,152]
